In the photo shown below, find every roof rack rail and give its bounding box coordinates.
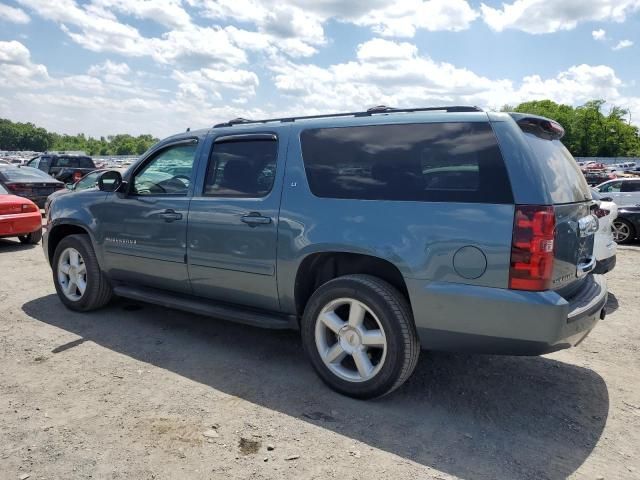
[213,105,482,128]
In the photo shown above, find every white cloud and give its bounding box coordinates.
[193,0,477,39]
[613,39,634,51]
[515,65,622,105]
[356,38,418,61]
[92,0,192,28]
[172,66,260,102]
[592,29,607,41]
[17,0,252,65]
[352,0,478,37]
[88,60,130,77]
[270,39,632,118]
[0,40,49,88]
[482,0,640,34]
[0,3,30,23]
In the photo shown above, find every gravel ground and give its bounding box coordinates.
[0,239,639,480]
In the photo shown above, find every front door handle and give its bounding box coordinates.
[158,209,183,222]
[241,212,272,226]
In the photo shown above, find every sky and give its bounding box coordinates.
[0,0,639,138]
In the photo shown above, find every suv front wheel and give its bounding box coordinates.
[301,274,420,399]
[52,234,113,311]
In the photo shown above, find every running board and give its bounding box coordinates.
[112,285,297,330]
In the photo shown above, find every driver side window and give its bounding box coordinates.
[133,143,197,196]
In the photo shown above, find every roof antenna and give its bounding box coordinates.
[186,127,191,132]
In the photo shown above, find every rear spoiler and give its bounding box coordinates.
[508,112,565,140]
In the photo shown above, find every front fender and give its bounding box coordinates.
[45,190,109,267]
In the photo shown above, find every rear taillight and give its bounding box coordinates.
[4,183,27,194]
[593,208,609,218]
[509,205,556,291]
[73,171,83,182]
[21,203,38,213]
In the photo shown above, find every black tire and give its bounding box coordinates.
[52,234,113,311]
[19,228,42,245]
[613,218,636,244]
[301,274,420,399]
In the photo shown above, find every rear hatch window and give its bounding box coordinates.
[523,134,591,204]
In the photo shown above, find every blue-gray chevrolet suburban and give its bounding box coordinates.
[43,106,607,398]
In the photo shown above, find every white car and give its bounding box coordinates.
[594,178,640,206]
[591,189,618,273]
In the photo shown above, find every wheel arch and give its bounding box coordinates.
[47,222,96,266]
[293,251,411,318]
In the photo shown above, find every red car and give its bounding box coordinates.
[0,183,43,244]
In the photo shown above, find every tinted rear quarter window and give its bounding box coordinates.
[300,122,513,203]
[522,134,590,204]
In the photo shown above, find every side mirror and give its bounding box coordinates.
[601,196,613,202]
[98,170,123,192]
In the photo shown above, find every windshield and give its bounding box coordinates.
[523,133,591,204]
[0,166,55,182]
[0,184,7,194]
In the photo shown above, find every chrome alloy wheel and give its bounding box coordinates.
[612,220,631,243]
[57,247,87,301]
[314,297,387,383]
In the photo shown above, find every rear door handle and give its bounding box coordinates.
[158,209,182,222]
[241,212,272,226]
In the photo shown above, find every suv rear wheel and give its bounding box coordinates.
[52,234,112,311]
[301,274,419,399]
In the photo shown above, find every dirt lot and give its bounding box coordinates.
[0,240,639,480]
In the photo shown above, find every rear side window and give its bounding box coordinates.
[300,122,513,203]
[205,139,277,197]
[522,134,591,204]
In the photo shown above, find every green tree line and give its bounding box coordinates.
[502,99,640,157]
[0,118,158,156]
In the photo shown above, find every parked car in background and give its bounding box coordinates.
[0,183,43,244]
[0,165,64,208]
[44,107,607,399]
[590,189,618,273]
[612,205,640,244]
[594,178,640,205]
[27,153,97,184]
[45,169,108,212]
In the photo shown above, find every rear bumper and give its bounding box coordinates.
[0,212,42,238]
[594,254,616,274]
[408,274,607,355]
